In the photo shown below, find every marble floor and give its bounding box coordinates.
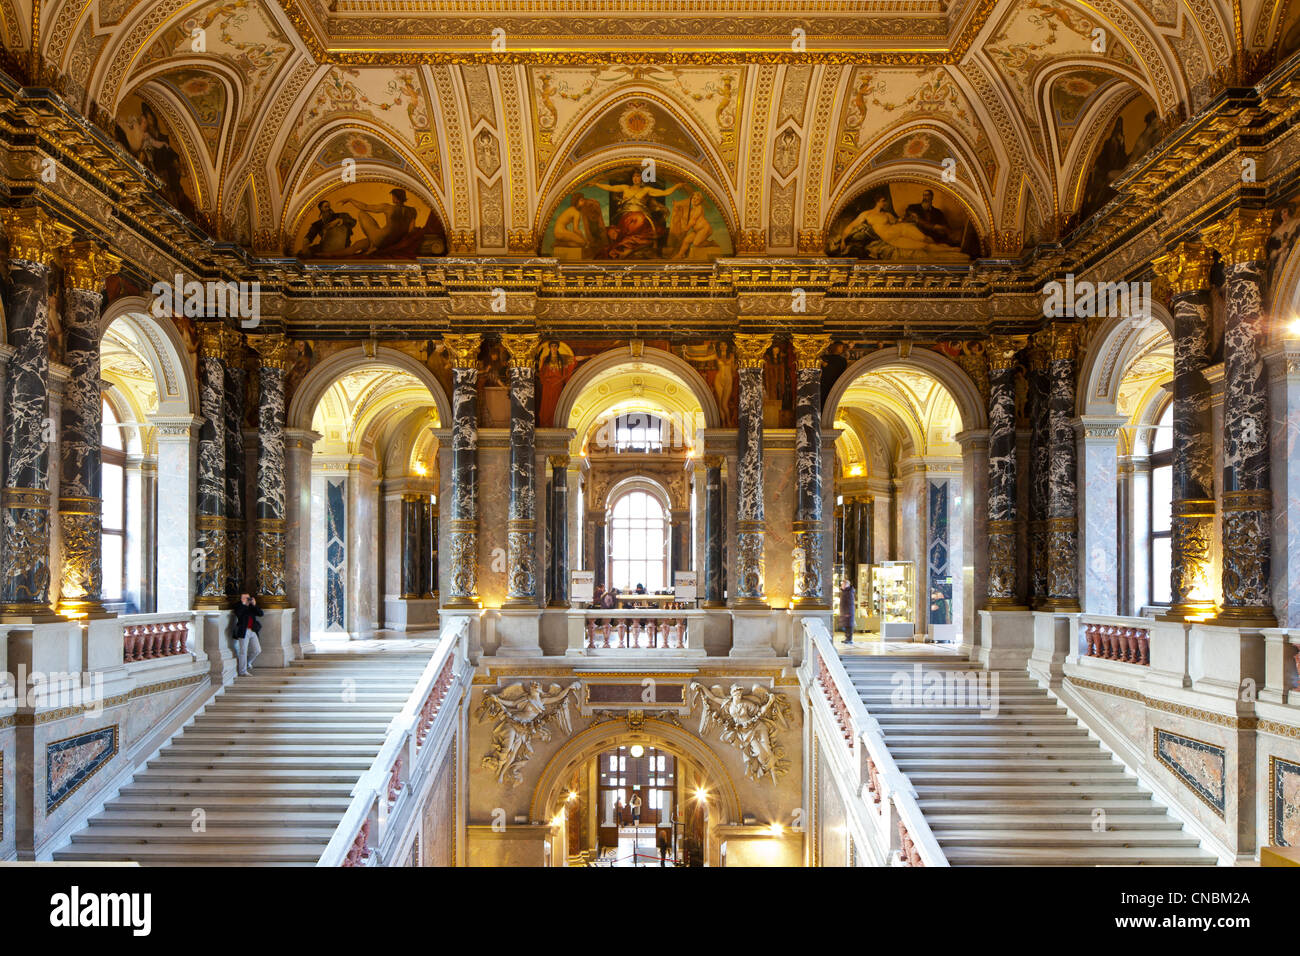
[831,632,965,656]
[597,828,676,867]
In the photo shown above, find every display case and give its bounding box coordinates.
[855,564,880,633]
[868,561,915,639]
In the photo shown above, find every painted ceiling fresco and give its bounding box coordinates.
[19,0,1271,258]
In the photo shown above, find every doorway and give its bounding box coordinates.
[596,745,677,865]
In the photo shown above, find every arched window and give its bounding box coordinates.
[608,489,667,591]
[101,397,127,605]
[614,413,664,452]
[1148,400,1174,607]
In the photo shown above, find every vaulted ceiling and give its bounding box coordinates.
[11,0,1300,257]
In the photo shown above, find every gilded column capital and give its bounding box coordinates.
[987,335,1025,371]
[199,323,227,360]
[219,325,245,358]
[501,333,541,367]
[1,208,75,266]
[790,334,832,369]
[733,333,774,367]
[1151,241,1212,294]
[703,454,725,469]
[443,333,482,369]
[548,454,571,470]
[1201,208,1274,266]
[250,333,290,369]
[1047,322,1080,360]
[61,240,122,293]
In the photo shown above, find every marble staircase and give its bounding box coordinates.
[53,649,433,866]
[840,654,1218,866]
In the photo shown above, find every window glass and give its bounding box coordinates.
[101,533,123,601]
[102,463,124,530]
[102,398,123,450]
[1152,537,1172,605]
[1151,402,1174,453]
[1151,464,1172,534]
[609,489,666,591]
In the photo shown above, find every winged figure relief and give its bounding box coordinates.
[689,682,791,782]
[475,681,582,786]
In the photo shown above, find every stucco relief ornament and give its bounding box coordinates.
[476,681,581,786]
[689,682,791,782]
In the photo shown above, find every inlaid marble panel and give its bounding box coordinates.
[46,726,118,813]
[1155,727,1226,818]
[1271,755,1300,848]
[325,478,346,629]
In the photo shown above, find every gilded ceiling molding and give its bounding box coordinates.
[741,64,778,238]
[1087,0,1181,112]
[800,63,843,244]
[955,57,1045,235]
[496,64,534,248]
[431,64,473,232]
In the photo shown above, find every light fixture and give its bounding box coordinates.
[630,744,645,758]
[694,786,709,803]
[566,790,578,802]
[769,822,784,837]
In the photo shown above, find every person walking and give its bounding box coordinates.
[839,579,856,645]
[630,790,643,826]
[231,593,263,676]
[656,826,671,866]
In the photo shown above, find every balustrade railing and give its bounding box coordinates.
[585,615,687,649]
[322,616,469,867]
[122,616,193,663]
[801,618,947,867]
[1081,621,1150,666]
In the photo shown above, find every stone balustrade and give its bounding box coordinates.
[816,653,854,750]
[585,615,688,650]
[1081,621,1150,665]
[122,617,192,663]
[568,609,707,655]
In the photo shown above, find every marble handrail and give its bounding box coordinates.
[584,615,688,649]
[321,616,468,867]
[802,617,948,867]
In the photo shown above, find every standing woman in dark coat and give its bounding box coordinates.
[231,593,263,676]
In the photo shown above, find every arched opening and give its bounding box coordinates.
[93,307,197,614]
[530,721,743,867]
[828,360,967,645]
[303,362,442,640]
[554,348,713,605]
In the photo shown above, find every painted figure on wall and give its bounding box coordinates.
[541,165,733,261]
[293,183,447,260]
[537,340,576,427]
[114,93,197,219]
[827,181,977,262]
[1077,95,1160,221]
[712,341,737,427]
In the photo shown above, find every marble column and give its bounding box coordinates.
[791,334,829,607]
[856,498,873,577]
[442,334,481,608]
[548,456,569,606]
[400,494,420,597]
[251,334,289,606]
[592,515,606,590]
[1045,323,1082,611]
[223,329,247,597]
[703,456,724,606]
[56,240,121,617]
[985,336,1024,607]
[1151,242,1217,620]
[732,333,772,606]
[502,334,540,606]
[1203,210,1276,625]
[0,209,74,619]
[1026,339,1051,608]
[670,509,692,580]
[194,324,228,607]
[421,498,437,598]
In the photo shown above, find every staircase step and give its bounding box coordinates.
[926,813,1186,831]
[940,846,1218,865]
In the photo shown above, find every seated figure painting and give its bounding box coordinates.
[827,181,980,263]
[542,165,734,262]
[294,182,447,260]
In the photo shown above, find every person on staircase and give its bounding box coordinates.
[232,593,263,676]
[839,579,856,646]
